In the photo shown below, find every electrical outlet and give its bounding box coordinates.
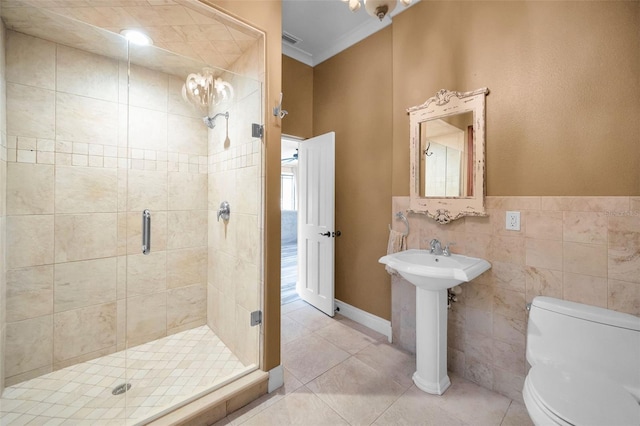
[506,211,521,231]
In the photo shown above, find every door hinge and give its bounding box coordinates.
[252,123,264,138]
[250,310,262,326]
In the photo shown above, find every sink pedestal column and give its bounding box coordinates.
[412,287,451,395]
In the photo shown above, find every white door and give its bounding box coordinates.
[297,132,335,316]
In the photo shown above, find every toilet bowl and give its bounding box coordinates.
[523,297,640,426]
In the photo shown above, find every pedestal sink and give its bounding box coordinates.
[379,249,491,395]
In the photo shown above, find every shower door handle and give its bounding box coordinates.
[142,209,151,255]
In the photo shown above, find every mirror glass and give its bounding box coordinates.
[419,112,474,197]
[408,88,488,223]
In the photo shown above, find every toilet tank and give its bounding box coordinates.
[526,296,640,400]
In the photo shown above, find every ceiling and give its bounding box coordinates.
[280,0,418,161]
[282,0,418,67]
[0,0,261,78]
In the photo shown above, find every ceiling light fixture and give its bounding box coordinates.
[120,29,153,46]
[342,0,412,21]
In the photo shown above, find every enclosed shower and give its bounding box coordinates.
[0,1,264,423]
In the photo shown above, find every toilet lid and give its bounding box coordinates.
[529,365,640,425]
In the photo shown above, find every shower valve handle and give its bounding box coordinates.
[217,201,230,222]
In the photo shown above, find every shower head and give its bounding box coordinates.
[203,111,229,129]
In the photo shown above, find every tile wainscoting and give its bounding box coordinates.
[390,196,640,402]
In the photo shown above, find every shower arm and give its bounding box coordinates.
[203,111,229,129]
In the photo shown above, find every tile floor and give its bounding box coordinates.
[0,326,253,425]
[215,300,534,426]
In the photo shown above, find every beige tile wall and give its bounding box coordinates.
[1,20,8,395]
[207,38,263,367]
[3,30,212,385]
[391,195,640,402]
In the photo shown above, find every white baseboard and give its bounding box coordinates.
[334,299,392,343]
[267,364,284,393]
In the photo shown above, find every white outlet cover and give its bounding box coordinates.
[506,211,521,231]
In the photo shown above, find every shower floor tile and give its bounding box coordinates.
[0,326,253,425]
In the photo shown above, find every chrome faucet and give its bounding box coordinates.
[429,239,443,255]
[429,239,455,256]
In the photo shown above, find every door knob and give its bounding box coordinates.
[333,231,341,237]
[319,231,331,237]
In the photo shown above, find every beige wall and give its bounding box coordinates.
[313,28,394,320]
[3,31,211,385]
[392,1,640,196]
[295,0,640,323]
[282,55,313,138]
[391,195,640,401]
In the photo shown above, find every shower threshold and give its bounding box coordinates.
[0,326,254,425]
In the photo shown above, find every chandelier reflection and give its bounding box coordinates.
[182,68,234,129]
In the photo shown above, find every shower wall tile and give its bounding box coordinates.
[1,23,5,396]
[3,30,224,382]
[167,114,207,155]
[167,284,207,334]
[55,92,119,146]
[6,162,54,215]
[6,83,56,139]
[234,304,259,367]
[234,259,260,312]
[391,195,640,403]
[126,251,167,296]
[168,75,200,118]
[128,106,168,151]
[127,63,168,112]
[167,247,207,289]
[53,302,117,364]
[5,31,55,90]
[6,265,54,322]
[56,45,119,102]
[5,315,53,379]
[235,166,259,215]
[236,213,259,265]
[54,258,117,312]
[54,213,117,262]
[54,166,118,213]
[6,215,54,269]
[126,292,167,347]
[168,171,207,210]
[167,210,207,249]
[127,169,168,211]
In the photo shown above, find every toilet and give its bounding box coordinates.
[523,296,640,425]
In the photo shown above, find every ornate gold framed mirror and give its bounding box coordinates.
[408,88,489,223]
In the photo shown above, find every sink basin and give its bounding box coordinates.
[379,249,491,290]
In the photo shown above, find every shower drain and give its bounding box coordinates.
[112,383,132,395]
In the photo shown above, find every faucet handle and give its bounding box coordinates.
[429,238,440,253]
[443,242,456,256]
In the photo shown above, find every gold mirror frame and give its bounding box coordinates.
[408,88,489,223]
